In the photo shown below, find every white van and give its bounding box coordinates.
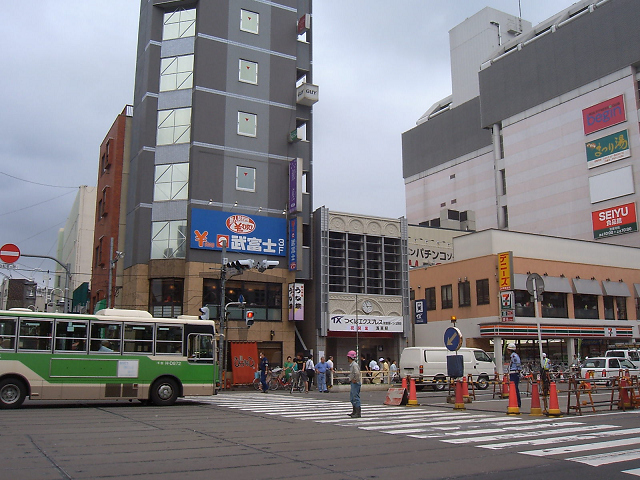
[400,346,496,390]
[605,349,640,366]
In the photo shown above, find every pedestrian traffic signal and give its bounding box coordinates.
[199,306,210,320]
[257,259,279,272]
[245,310,254,327]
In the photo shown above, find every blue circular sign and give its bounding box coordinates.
[444,327,463,351]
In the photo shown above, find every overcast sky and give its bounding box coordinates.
[0,0,578,283]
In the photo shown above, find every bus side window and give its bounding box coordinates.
[90,322,122,353]
[0,318,16,350]
[187,334,213,363]
[18,319,53,351]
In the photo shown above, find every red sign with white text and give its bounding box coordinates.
[592,202,637,239]
[582,95,626,135]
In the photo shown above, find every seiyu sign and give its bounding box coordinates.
[329,315,403,333]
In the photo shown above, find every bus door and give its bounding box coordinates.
[187,333,214,363]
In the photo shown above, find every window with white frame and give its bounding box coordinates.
[239,59,258,84]
[236,166,256,192]
[154,163,189,201]
[160,54,194,92]
[157,108,191,145]
[163,9,196,41]
[151,220,187,259]
[240,9,259,34]
[237,112,257,137]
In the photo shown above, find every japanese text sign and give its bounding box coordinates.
[585,129,630,169]
[288,283,304,321]
[592,202,637,239]
[498,251,513,291]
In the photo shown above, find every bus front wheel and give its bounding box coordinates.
[0,378,27,409]
[150,378,179,406]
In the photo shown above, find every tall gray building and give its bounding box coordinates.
[122,0,315,366]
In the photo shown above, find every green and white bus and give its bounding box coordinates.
[0,308,219,408]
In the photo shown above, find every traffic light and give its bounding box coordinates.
[199,306,210,320]
[226,259,255,270]
[257,259,279,272]
[245,310,254,327]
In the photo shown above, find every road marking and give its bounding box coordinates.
[567,448,640,466]
[443,424,617,444]
[480,427,640,450]
[520,435,640,457]
[622,467,640,476]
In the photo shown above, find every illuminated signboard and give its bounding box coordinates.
[582,95,626,136]
[585,129,630,169]
[592,202,637,239]
[498,251,513,291]
[190,208,286,256]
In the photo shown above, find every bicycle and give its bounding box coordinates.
[289,370,307,393]
[253,370,278,391]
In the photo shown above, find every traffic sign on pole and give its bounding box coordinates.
[0,243,20,264]
[444,326,463,352]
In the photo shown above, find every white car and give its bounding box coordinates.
[580,357,640,384]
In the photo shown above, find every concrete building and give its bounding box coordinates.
[55,185,96,311]
[410,229,640,366]
[90,106,133,312]
[403,0,640,247]
[312,207,409,368]
[122,1,315,369]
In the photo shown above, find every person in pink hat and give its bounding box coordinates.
[346,350,362,418]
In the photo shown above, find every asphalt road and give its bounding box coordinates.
[4,386,640,480]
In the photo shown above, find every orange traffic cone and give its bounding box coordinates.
[454,379,466,410]
[462,376,470,398]
[401,375,407,391]
[407,376,419,406]
[619,377,632,410]
[502,374,510,398]
[529,381,542,416]
[546,381,562,417]
[507,381,520,415]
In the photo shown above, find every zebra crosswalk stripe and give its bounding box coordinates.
[567,448,640,467]
[520,435,640,457]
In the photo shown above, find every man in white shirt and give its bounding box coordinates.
[326,356,334,389]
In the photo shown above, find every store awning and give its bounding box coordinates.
[634,284,640,298]
[513,274,572,293]
[573,278,604,295]
[602,280,631,297]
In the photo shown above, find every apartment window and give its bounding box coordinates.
[604,296,628,320]
[100,187,109,217]
[239,59,258,84]
[236,166,256,192]
[441,284,453,309]
[458,281,471,307]
[240,9,259,34]
[237,112,257,137]
[574,294,599,319]
[96,237,105,267]
[97,199,104,219]
[101,139,111,172]
[476,279,490,305]
[162,9,196,41]
[151,220,186,259]
[154,163,189,201]
[157,108,191,145]
[425,287,436,311]
[160,54,194,92]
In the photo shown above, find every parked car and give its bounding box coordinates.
[605,349,640,367]
[580,357,640,384]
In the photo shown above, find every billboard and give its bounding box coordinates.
[190,208,286,256]
[329,315,403,333]
[585,130,630,169]
[498,251,513,291]
[582,95,626,135]
[592,202,637,239]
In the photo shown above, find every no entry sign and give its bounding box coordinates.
[0,243,20,263]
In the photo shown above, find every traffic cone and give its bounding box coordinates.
[529,381,542,416]
[619,377,632,409]
[407,376,419,406]
[401,375,407,392]
[546,381,562,417]
[462,376,470,398]
[502,374,510,398]
[454,379,466,410]
[507,381,520,415]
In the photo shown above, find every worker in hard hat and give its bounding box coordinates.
[507,343,522,408]
[346,350,362,418]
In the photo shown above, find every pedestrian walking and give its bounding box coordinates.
[305,356,315,391]
[326,356,334,390]
[315,356,329,392]
[389,359,398,383]
[507,343,521,407]
[347,350,362,418]
[259,352,269,393]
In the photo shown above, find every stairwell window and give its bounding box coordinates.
[163,9,196,40]
[157,108,191,145]
[237,112,257,137]
[240,9,259,34]
[151,220,186,259]
[160,55,194,92]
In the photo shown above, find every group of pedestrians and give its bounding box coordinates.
[259,352,336,393]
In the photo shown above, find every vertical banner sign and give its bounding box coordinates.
[592,202,637,239]
[229,341,258,385]
[498,251,514,291]
[288,283,304,321]
[582,95,626,135]
[414,299,427,324]
[289,158,302,214]
[288,217,297,271]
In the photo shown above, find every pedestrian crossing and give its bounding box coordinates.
[197,393,640,476]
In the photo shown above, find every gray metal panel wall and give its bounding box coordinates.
[401,97,492,178]
[479,0,640,128]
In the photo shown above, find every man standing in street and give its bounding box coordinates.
[315,356,329,393]
[326,356,334,390]
[507,343,521,407]
[347,350,362,418]
[259,352,269,393]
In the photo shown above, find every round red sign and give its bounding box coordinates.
[226,215,256,234]
[0,243,20,264]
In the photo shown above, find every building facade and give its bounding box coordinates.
[403,0,640,247]
[90,105,133,312]
[410,229,640,366]
[121,0,315,370]
[312,207,409,368]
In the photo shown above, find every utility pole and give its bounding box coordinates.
[219,238,228,388]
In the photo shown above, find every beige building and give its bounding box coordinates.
[410,229,640,367]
